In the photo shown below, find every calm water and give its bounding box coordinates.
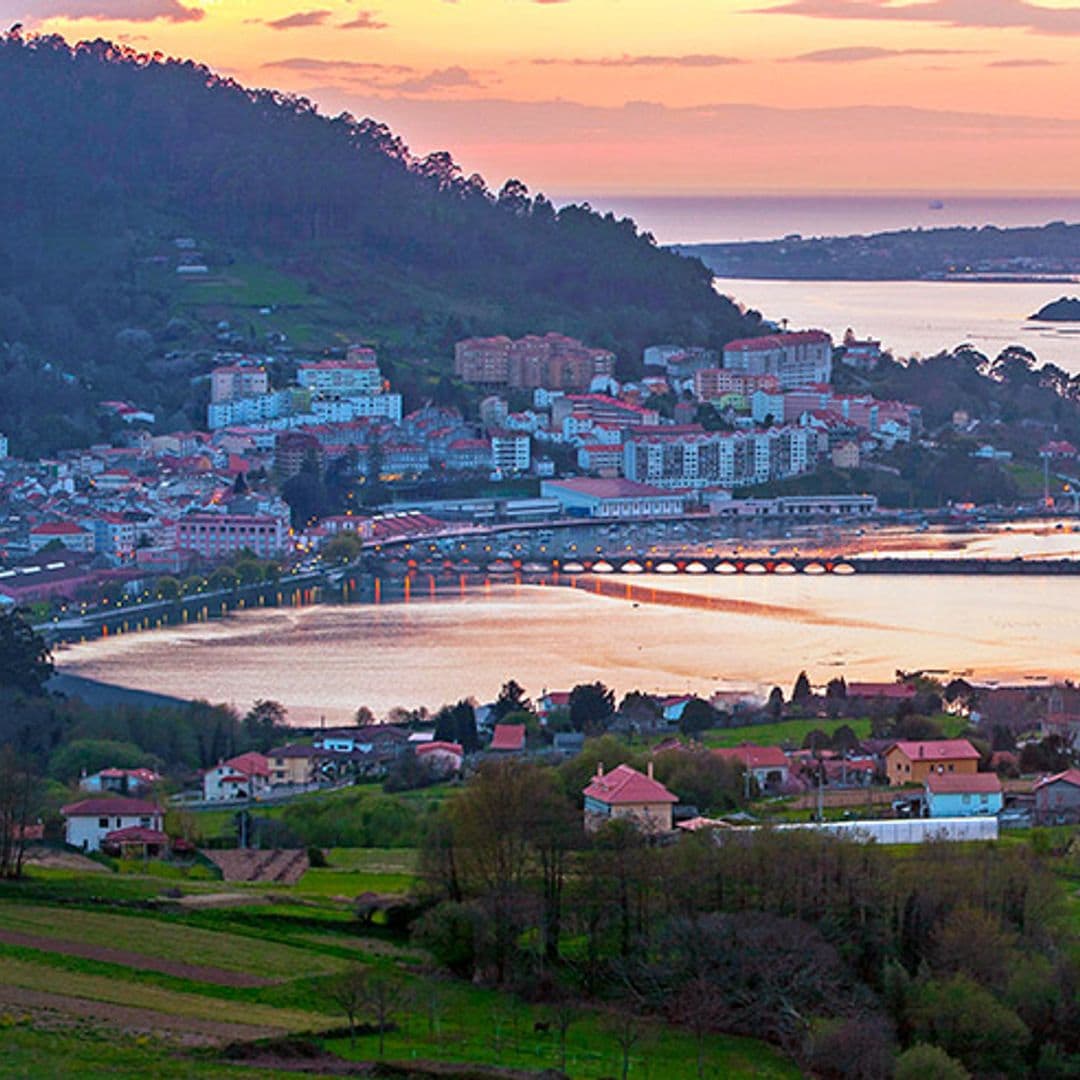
[717,278,1080,371]
[564,194,1080,245]
[58,523,1080,723]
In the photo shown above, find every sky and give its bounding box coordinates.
[8,0,1080,195]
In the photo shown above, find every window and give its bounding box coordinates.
[98,817,108,828]
[115,817,123,827]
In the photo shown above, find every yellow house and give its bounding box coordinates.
[583,762,677,833]
[885,740,980,786]
[267,744,321,787]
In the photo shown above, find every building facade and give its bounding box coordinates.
[723,330,833,389]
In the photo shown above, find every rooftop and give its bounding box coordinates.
[583,763,677,806]
[925,773,1002,795]
[889,739,980,762]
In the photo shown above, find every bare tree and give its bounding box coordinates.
[606,1012,643,1080]
[327,963,367,1047]
[0,746,36,880]
[364,969,405,1057]
[549,998,578,1074]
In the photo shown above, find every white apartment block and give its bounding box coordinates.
[723,331,833,390]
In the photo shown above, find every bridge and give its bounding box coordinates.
[365,553,1080,576]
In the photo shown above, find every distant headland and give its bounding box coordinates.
[1030,297,1080,322]
[676,221,1080,282]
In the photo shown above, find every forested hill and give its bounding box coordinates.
[0,34,761,455]
[678,221,1080,281]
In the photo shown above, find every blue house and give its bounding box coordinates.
[924,773,1002,818]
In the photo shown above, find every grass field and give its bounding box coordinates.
[701,712,970,750]
[0,860,803,1078]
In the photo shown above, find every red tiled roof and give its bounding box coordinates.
[583,764,677,806]
[30,521,88,535]
[925,773,1002,795]
[888,739,980,762]
[1034,768,1080,792]
[416,740,464,756]
[713,744,789,770]
[724,330,831,351]
[847,682,917,700]
[104,826,169,844]
[490,724,526,752]
[61,797,161,817]
[220,751,271,778]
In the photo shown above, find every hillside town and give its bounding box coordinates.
[0,322,941,609]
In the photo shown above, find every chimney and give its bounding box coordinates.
[647,760,654,780]
[596,762,603,777]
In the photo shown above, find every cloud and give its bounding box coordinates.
[752,0,1080,36]
[393,66,483,93]
[789,45,976,61]
[531,53,744,68]
[264,9,332,30]
[987,57,1060,66]
[340,9,387,29]
[263,57,484,95]
[16,0,202,21]
[263,56,413,79]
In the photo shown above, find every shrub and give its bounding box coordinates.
[894,1043,969,1080]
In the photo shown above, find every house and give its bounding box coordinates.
[266,744,321,787]
[415,740,465,777]
[312,725,407,756]
[101,825,171,859]
[659,696,695,724]
[201,751,271,801]
[583,762,678,833]
[712,744,790,792]
[1033,769,1080,824]
[537,691,572,722]
[924,773,1002,818]
[79,767,160,796]
[552,732,585,757]
[885,739,980,786]
[489,724,526,754]
[61,797,164,852]
[846,682,917,704]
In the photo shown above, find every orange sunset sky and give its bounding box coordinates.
[10,0,1080,194]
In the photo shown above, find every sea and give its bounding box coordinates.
[557,193,1080,372]
[557,193,1080,245]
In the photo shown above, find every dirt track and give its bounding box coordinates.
[0,985,281,1046]
[0,928,275,988]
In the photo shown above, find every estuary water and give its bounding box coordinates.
[716,278,1080,373]
[57,523,1080,723]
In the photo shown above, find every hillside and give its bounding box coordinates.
[0,33,762,455]
[678,220,1080,281]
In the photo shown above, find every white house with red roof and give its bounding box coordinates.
[712,744,790,791]
[202,751,271,802]
[537,691,572,723]
[28,520,95,554]
[415,740,464,777]
[61,796,164,852]
[583,762,678,833]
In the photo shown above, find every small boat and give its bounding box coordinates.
[928,199,945,210]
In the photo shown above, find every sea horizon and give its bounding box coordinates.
[554,192,1080,246]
